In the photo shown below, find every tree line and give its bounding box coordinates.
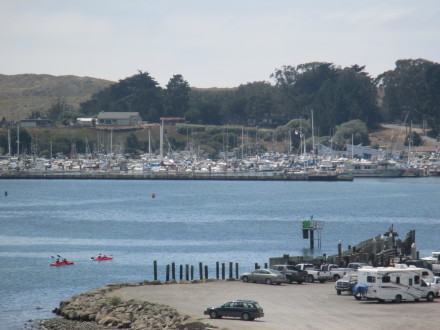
[79,59,439,135]
[1,58,439,157]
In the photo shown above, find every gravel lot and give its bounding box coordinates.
[112,280,439,330]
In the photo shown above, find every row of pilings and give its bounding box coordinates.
[149,261,269,282]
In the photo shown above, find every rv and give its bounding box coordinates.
[356,264,438,303]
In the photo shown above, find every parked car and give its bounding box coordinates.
[335,273,358,295]
[271,264,308,284]
[240,268,287,285]
[204,300,264,321]
[347,262,370,271]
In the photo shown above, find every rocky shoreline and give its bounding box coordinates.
[37,280,218,330]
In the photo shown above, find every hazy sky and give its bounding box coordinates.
[1,0,439,88]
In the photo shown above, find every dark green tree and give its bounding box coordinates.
[47,98,73,123]
[126,133,140,154]
[80,71,164,122]
[229,81,279,124]
[405,131,423,147]
[0,127,32,155]
[333,120,369,149]
[165,74,191,117]
[375,59,433,123]
[271,62,379,136]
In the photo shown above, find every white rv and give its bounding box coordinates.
[356,264,438,302]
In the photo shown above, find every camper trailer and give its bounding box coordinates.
[356,265,438,303]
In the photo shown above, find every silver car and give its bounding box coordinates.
[240,268,287,285]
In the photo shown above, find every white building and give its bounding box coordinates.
[97,112,141,126]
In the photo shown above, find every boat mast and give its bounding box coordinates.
[16,121,20,157]
[148,128,151,155]
[160,118,164,158]
[311,109,315,155]
[8,129,11,159]
[351,134,354,159]
[289,128,292,155]
[408,121,412,164]
[241,125,244,160]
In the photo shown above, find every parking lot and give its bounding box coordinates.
[113,279,439,330]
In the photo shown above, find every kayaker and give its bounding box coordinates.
[62,258,67,263]
[56,258,60,263]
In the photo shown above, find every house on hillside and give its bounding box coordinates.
[20,119,52,128]
[97,112,141,126]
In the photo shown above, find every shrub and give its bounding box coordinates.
[109,296,122,305]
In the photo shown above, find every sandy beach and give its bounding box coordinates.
[111,279,439,330]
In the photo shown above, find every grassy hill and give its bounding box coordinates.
[0,74,114,121]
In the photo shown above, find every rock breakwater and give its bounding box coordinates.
[42,280,215,330]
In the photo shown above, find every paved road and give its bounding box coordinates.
[112,280,439,330]
[382,123,439,146]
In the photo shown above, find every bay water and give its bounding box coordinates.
[1,178,439,328]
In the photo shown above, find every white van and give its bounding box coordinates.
[356,264,438,302]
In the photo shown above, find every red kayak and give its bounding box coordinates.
[50,261,74,266]
[92,256,113,261]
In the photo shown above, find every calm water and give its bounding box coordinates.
[1,178,440,328]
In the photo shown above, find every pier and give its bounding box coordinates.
[0,171,353,181]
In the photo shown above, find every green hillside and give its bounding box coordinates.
[0,74,114,120]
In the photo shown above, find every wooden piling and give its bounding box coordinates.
[153,260,157,281]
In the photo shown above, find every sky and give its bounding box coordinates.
[1,0,439,88]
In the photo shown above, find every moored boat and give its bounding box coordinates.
[92,255,113,261]
[343,159,404,177]
[50,261,74,266]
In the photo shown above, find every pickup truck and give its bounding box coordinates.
[335,273,358,295]
[294,263,331,283]
[270,264,308,284]
[320,264,351,281]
